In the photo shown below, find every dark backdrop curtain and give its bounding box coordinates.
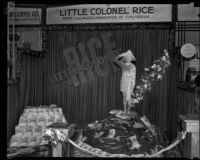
[7,55,44,141]
[7,26,183,142]
[43,29,170,130]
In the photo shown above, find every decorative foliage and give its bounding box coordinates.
[43,128,69,147]
[130,50,171,105]
[168,29,174,50]
[46,23,173,31]
[7,27,47,85]
[19,48,47,58]
[7,50,23,85]
[42,27,48,57]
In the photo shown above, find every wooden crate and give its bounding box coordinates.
[180,114,200,158]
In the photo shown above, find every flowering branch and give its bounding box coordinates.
[43,128,69,147]
[130,49,171,105]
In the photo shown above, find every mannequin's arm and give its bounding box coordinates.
[113,55,124,67]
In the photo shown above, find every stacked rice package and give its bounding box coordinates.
[9,104,67,147]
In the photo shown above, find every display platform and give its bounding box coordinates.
[66,110,186,158]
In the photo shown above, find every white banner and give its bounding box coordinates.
[8,8,42,25]
[47,4,172,24]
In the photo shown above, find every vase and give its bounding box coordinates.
[52,143,62,157]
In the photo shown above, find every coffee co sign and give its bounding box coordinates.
[8,8,42,25]
[47,4,172,24]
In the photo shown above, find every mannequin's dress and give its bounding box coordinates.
[120,63,136,102]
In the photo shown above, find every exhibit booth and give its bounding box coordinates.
[6,3,199,158]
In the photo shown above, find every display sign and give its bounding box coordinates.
[181,43,196,58]
[49,32,121,87]
[47,4,172,24]
[8,8,42,25]
[178,3,200,21]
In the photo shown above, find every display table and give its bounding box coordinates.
[180,114,199,159]
[7,123,75,158]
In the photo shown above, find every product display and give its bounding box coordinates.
[9,105,67,147]
[70,110,186,157]
[78,111,164,157]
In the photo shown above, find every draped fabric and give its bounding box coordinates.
[7,27,192,143]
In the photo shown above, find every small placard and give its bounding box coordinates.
[181,43,196,58]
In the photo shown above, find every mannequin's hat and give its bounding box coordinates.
[120,50,136,61]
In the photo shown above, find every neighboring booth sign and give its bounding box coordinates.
[178,3,200,21]
[181,43,196,58]
[15,28,43,51]
[47,4,172,24]
[8,8,42,25]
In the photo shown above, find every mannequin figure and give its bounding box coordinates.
[113,50,136,114]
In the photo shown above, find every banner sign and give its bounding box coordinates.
[9,8,42,25]
[47,4,172,24]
